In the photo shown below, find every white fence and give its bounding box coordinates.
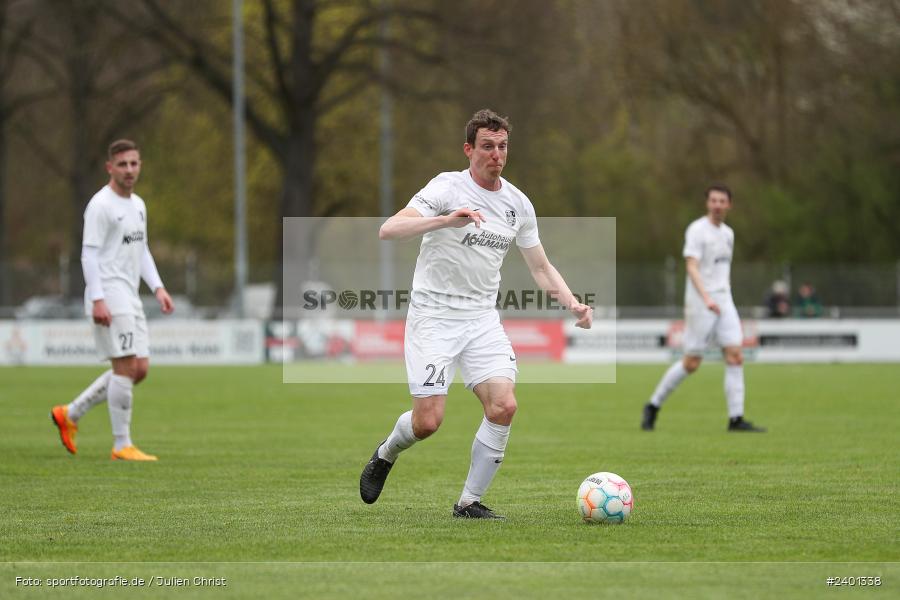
[2,318,899,366]
[575,319,900,363]
[0,320,264,366]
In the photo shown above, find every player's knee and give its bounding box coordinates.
[112,360,138,382]
[683,356,702,373]
[412,412,443,439]
[413,417,441,439]
[725,351,743,366]
[133,368,148,384]
[487,394,517,423]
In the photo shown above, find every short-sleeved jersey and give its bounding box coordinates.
[406,170,540,318]
[683,216,734,308]
[82,185,148,317]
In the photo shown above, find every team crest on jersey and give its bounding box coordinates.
[505,209,516,226]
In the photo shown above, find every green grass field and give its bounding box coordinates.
[1,364,897,598]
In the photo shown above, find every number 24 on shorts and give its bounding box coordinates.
[423,363,446,387]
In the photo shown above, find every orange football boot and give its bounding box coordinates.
[50,405,78,455]
[111,446,158,461]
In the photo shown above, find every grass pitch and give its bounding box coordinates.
[1,364,897,598]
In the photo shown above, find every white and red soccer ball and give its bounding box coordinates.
[577,472,634,524]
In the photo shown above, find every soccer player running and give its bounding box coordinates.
[360,109,593,519]
[641,185,765,433]
[51,140,174,460]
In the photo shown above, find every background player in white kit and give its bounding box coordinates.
[641,185,765,433]
[51,139,174,461]
[360,109,593,518]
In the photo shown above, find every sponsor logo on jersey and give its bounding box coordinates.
[413,194,437,211]
[122,230,145,245]
[460,230,512,250]
[505,209,516,226]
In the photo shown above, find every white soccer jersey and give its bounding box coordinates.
[683,216,734,308]
[406,170,540,317]
[82,185,148,317]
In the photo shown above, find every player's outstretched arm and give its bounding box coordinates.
[379,207,485,241]
[520,244,593,329]
[685,257,719,314]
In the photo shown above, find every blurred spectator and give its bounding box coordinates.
[794,282,824,318]
[765,280,791,318]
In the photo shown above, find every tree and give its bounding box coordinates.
[12,0,171,298]
[112,0,449,315]
[0,0,55,305]
[612,0,900,261]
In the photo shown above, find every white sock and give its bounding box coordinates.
[107,374,134,451]
[725,365,745,418]
[66,369,112,422]
[378,410,420,463]
[650,361,689,407]
[458,417,510,508]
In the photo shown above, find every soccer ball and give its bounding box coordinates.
[577,472,634,524]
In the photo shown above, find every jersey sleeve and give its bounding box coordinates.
[141,246,164,292]
[683,222,703,260]
[137,197,148,245]
[515,197,541,248]
[407,174,452,217]
[82,198,107,247]
[81,245,104,301]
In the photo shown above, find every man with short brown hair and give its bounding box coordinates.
[360,109,592,518]
[641,185,765,433]
[51,139,174,460]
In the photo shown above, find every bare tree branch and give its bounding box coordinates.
[262,0,293,109]
[118,0,274,97]
[113,0,286,154]
[10,119,70,178]
[99,83,178,143]
[0,12,34,82]
[1,87,56,115]
[93,57,170,96]
[352,35,444,65]
[333,58,374,74]
[316,77,371,115]
[313,5,440,94]
[17,32,67,88]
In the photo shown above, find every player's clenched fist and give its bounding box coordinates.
[156,288,175,314]
[704,296,721,315]
[571,302,593,329]
[445,208,485,229]
[92,299,112,327]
